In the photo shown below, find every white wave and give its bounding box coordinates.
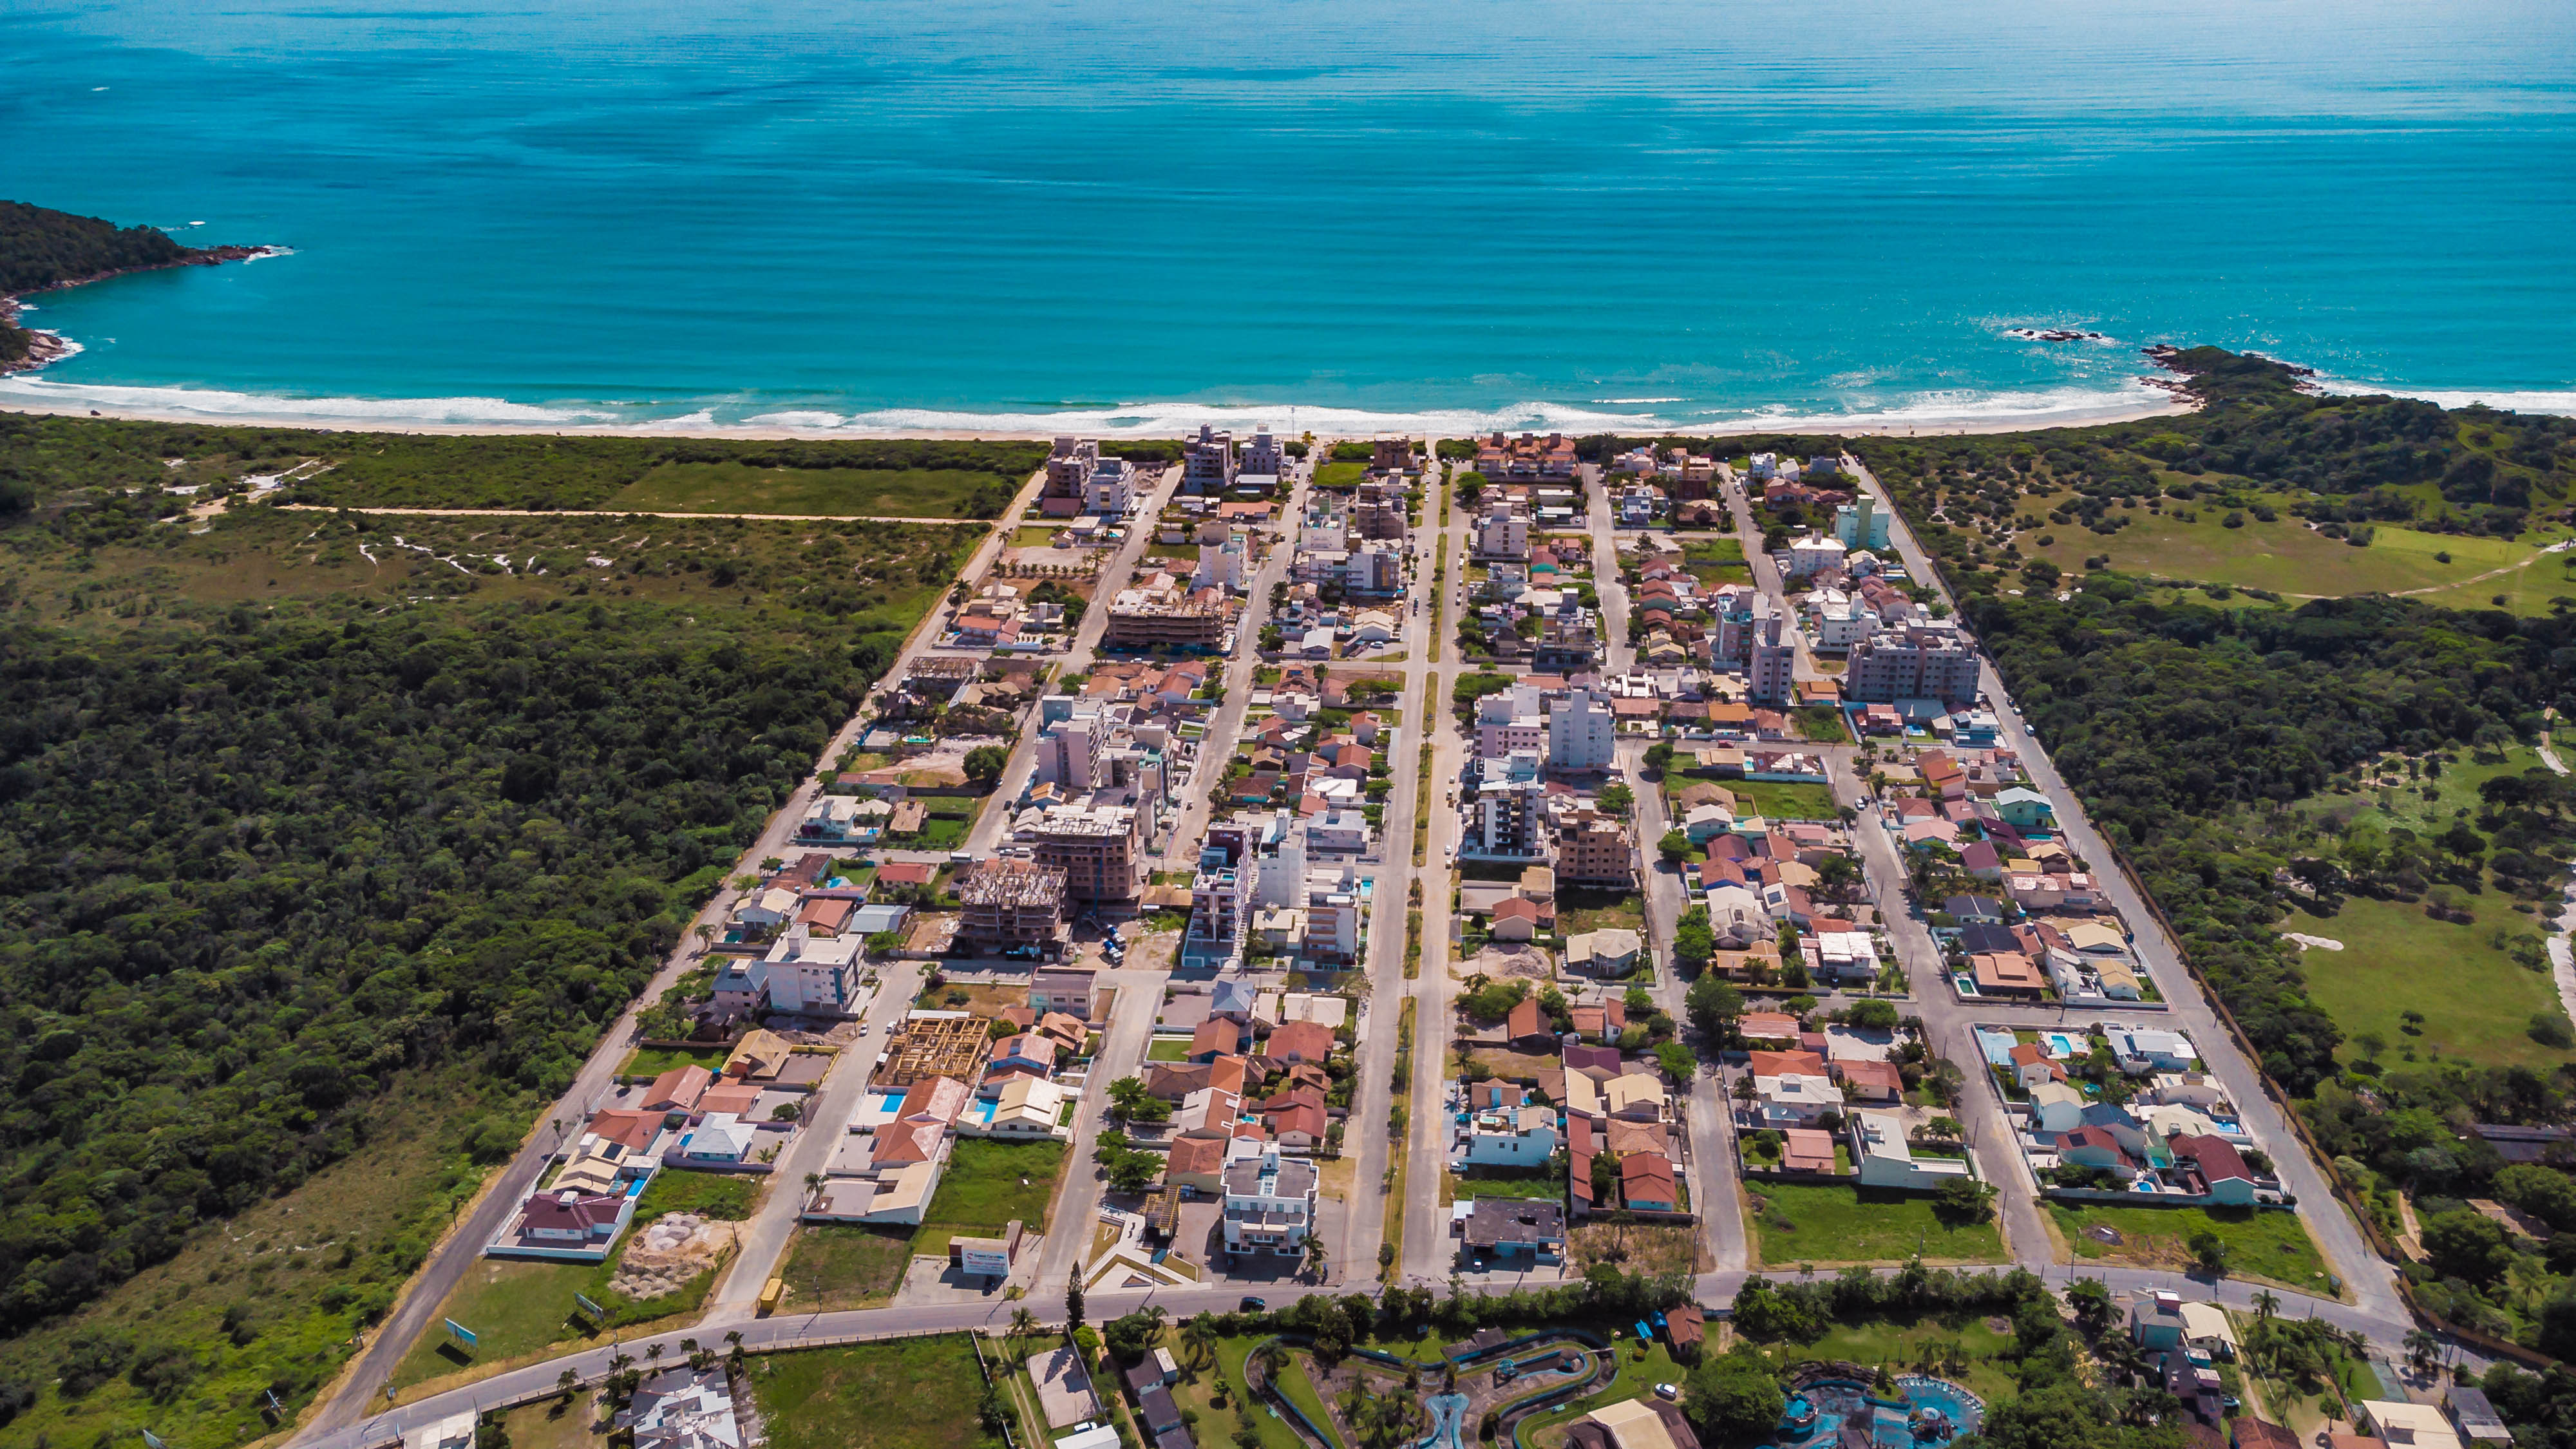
[661,410,719,428]
[834,398,1687,436]
[741,410,848,428]
[1593,397,1685,404]
[2310,376,2576,417]
[1673,379,2188,435]
[242,247,296,263]
[0,375,621,425]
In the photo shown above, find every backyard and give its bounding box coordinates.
[747,1335,1005,1449]
[2050,1202,2334,1294]
[1747,1183,2007,1266]
[1558,891,1645,938]
[913,1139,1069,1260]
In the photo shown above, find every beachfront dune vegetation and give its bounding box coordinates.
[0,456,965,1448]
[0,412,1046,516]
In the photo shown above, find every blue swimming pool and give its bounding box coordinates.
[1417,1392,1470,1449]
[1773,1378,1984,1448]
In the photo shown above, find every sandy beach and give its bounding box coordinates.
[0,390,2197,442]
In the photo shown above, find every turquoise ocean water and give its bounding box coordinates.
[3,0,2573,433]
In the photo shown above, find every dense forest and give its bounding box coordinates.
[1,200,241,366]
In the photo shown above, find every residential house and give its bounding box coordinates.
[1621,1153,1680,1211]
[1463,1198,1566,1262]
[1850,1111,1975,1191]
[1222,1146,1319,1257]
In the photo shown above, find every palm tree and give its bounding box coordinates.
[2404,1329,2440,1378]
[2253,1290,2278,1322]
[803,1171,824,1206]
[1180,1313,1218,1373]
[1304,1235,1329,1282]
[1010,1306,1039,1358]
[1250,1341,1288,1390]
[644,1343,664,1366]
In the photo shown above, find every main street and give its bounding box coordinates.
[1397,462,1467,1285]
[303,462,1057,1435]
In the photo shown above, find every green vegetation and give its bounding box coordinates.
[1314,461,1367,488]
[623,1044,734,1076]
[775,1225,914,1313]
[0,411,1042,515]
[2016,508,2563,604]
[2,201,234,373]
[389,1238,728,1392]
[1517,1338,1684,1446]
[913,1139,1068,1260]
[1732,780,1841,820]
[633,1170,762,1224]
[749,1335,1005,1449]
[0,421,967,1449]
[605,460,1021,518]
[1745,1183,2006,1265]
[2298,894,2568,1071]
[2050,1202,2330,1292]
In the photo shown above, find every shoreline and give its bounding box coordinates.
[0,244,278,377]
[0,390,2197,441]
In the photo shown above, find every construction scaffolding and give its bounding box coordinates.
[957,860,1070,949]
[876,1011,992,1088]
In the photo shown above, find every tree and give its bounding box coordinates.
[2422,1210,2517,1285]
[2251,1291,2278,1322]
[1180,1312,1218,1372]
[2189,1229,2229,1277]
[1066,1282,1084,1335]
[1304,1235,1329,1281]
[1653,1040,1696,1082]
[1678,1345,1786,1442]
[1672,905,1715,972]
[1845,997,1899,1032]
[964,744,1008,782]
[1658,829,1692,863]
[1931,1177,1993,1226]
[1643,743,1674,772]
[2067,1278,2114,1336]
[1685,972,1743,1043]
[1598,782,1634,816]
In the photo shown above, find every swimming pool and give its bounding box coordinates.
[2041,1031,2085,1058]
[1773,1378,1983,1448]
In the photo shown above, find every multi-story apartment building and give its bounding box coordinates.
[1184,851,1258,971]
[1240,425,1289,480]
[1473,431,1580,484]
[1835,495,1891,551]
[956,860,1069,951]
[1370,436,1417,473]
[1534,615,1600,672]
[1548,690,1616,772]
[1353,480,1409,540]
[1084,455,1136,515]
[1554,808,1633,889]
[1029,805,1144,904]
[1845,623,1981,706]
[1045,436,1099,500]
[1035,709,1110,793]
[1466,776,1547,860]
[1748,613,1797,706]
[1473,502,1530,561]
[1222,1144,1318,1257]
[1103,583,1231,650]
[1183,424,1236,494]
[1343,545,1401,598]
[1300,860,1365,963]
[753,931,866,1016]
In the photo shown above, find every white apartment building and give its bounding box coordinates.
[1222,1144,1318,1256]
[1748,613,1797,706]
[1548,690,1616,772]
[1474,503,1530,560]
[757,931,866,1016]
[1085,456,1136,515]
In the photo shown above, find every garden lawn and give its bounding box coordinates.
[1747,1183,2006,1266]
[1196,1338,1312,1449]
[2297,894,2571,1071]
[775,1224,913,1312]
[748,1335,1004,1449]
[913,1139,1068,1260]
[2051,1202,2333,1294]
[1771,1311,2018,1406]
[1520,1338,1682,1448]
[1149,1037,1191,1061]
[1273,1352,1347,1448]
[1733,781,1840,820]
[607,461,1018,518]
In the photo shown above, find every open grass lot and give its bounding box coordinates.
[1734,780,1841,820]
[607,460,1019,517]
[1197,1337,1314,1449]
[1314,460,1368,487]
[1747,1182,2007,1266]
[914,980,1029,1014]
[914,1139,1069,1260]
[637,1169,763,1224]
[1752,1311,2018,1405]
[749,1335,1003,1449]
[1452,1169,1569,1200]
[1520,1338,1683,1448]
[623,1043,733,1077]
[775,1224,914,1312]
[2050,1202,2333,1294]
[1568,1222,1706,1277]
[500,1396,613,1449]
[1149,1037,1193,1061]
[2295,893,2569,1071]
[2022,507,2563,602]
[1559,891,1645,938]
[390,1254,693,1392]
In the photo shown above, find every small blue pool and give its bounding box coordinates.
[1773,1378,1983,1448]
[2041,1031,2085,1058]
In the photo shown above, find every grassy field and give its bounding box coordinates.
[623,1043,733,1077]
[390,1254,699,1392]
[1149,1037,1192,1061]
[607,460,1018,518]
[500,1394,612,1449]
[2021,507,2563,603]
[1195,1337,1313,1449]
[1747,1182,2008,1266]
[914,1139,1069,1260]
[1559,892,1646,937]
[636,1170,764,1224]
[2050,1202,2333,1294]
[1314,461,1367,487]
[775,1224,914,1312]
[1273,1352,1348,1448]
[748,1335,1004,1449]
[2295,893,2569,1071]
[1452,1169,1569,1200]
[1734,780,1841,820]
[1756,1311,2020,1406]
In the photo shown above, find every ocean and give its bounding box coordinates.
[3,0,2573,435]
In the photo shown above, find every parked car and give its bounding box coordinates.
[1239,1296,1267,1312]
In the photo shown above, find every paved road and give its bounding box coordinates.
[306,465,1054,1434]
[1843,453,2404,1321]
[1032,963,1173,1294]
[1398,467,1467,1285]
[964,464,1189,858]
[704,962,924,1316]
[279,505,990,524]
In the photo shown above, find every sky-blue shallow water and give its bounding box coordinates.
[4,0,2574,433]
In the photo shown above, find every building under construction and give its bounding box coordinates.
[875,1010,992,1089]
[956,858,1069,951]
